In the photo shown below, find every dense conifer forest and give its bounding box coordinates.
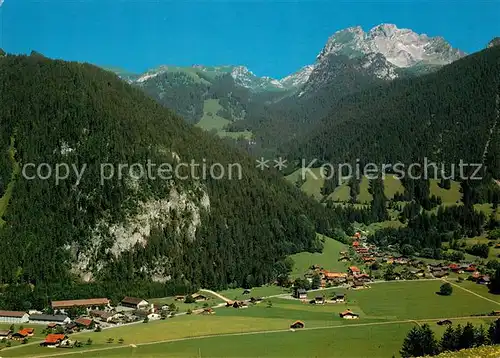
[0,54,341,306]
[291,46,500,174]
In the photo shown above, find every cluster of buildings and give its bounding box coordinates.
[308,265,372,290]
[0,326,35,341]
[428,262,489,283]
[0,295,174,348]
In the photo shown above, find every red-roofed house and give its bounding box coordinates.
[465,265,477,272]
[40,334,68,347]
[449,264,460,272]
[75,318,95,329]
[18,328,35,337]
[349,266,361,275]
[352,241,360,247]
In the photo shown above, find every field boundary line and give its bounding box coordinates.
[442,279,500,306]
[199,289,232,303]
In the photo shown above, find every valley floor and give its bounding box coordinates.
[3,279,500,358]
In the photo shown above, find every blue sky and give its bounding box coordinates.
[1,1,499,78]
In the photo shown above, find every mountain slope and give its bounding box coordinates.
[0,54,335,294]
[293,46,500,175]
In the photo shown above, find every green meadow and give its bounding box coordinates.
[288,235,349,277]
[196,99,252,140]
[285,167,325,200]
[217,286,289,302]
[4,280,500,357]
[42,322,415,358]
[429,179,462,204]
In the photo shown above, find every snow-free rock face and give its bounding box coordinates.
[280,65,316,88]
[488,37,500,48]
[318,24,465,68]
[71,186,210,282]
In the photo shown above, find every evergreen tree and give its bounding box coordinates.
[400,324,438,358]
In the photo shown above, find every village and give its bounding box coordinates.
[0,232,496,352]
[297,231,491,295]
[0,294,217,349]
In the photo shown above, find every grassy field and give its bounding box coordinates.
[474,203,500,220]
[383,175,405,199]
[46,322,415,358]
[313,280,500,320]
[429,179,462,205]
[196,99,231,132]
[196,99,252,140]
[285,167,325,200]
[149,292,223,313]
[330,183,350,202]
[217,286,289,301]
[5,280,500,357]
[345,175,404,204]
[288,235,349,277]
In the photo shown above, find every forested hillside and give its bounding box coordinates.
[229,54,390,151]
[0,54,340,305]
[292,46,500,176]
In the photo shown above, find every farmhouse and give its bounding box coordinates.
[175,295,186,301]
[295,289,307,300]
[0,310,29,323]
[332,294,345,302]
[354,273,371,283]
[40,333,68,347]
[338,256,350,262]
[51,298,110,311]
[315,296,325,304]
[0,330,12,339]
[90,310,114,322]
[29,314,71,325]
[323,272,348,283]
[75,318,94,329]
[433,271,448,278]
[349,266,361,275]
[191,293,209,301]
[11,331,29,340]
[339,310,359,319]
[352,281,366,289]
[121,296,151,310]
[410,269,425,277]
[19,328,35,337]
[477,275,491,285]
[290,320,305,329]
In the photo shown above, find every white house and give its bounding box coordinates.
[147,313,161,321]
[339,310,359,320]
[0,311,29,324]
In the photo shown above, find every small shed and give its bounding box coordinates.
[290,320,305,329]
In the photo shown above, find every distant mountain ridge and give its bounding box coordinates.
[119,23,463,94]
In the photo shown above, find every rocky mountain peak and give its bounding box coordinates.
[318,23,465,68]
